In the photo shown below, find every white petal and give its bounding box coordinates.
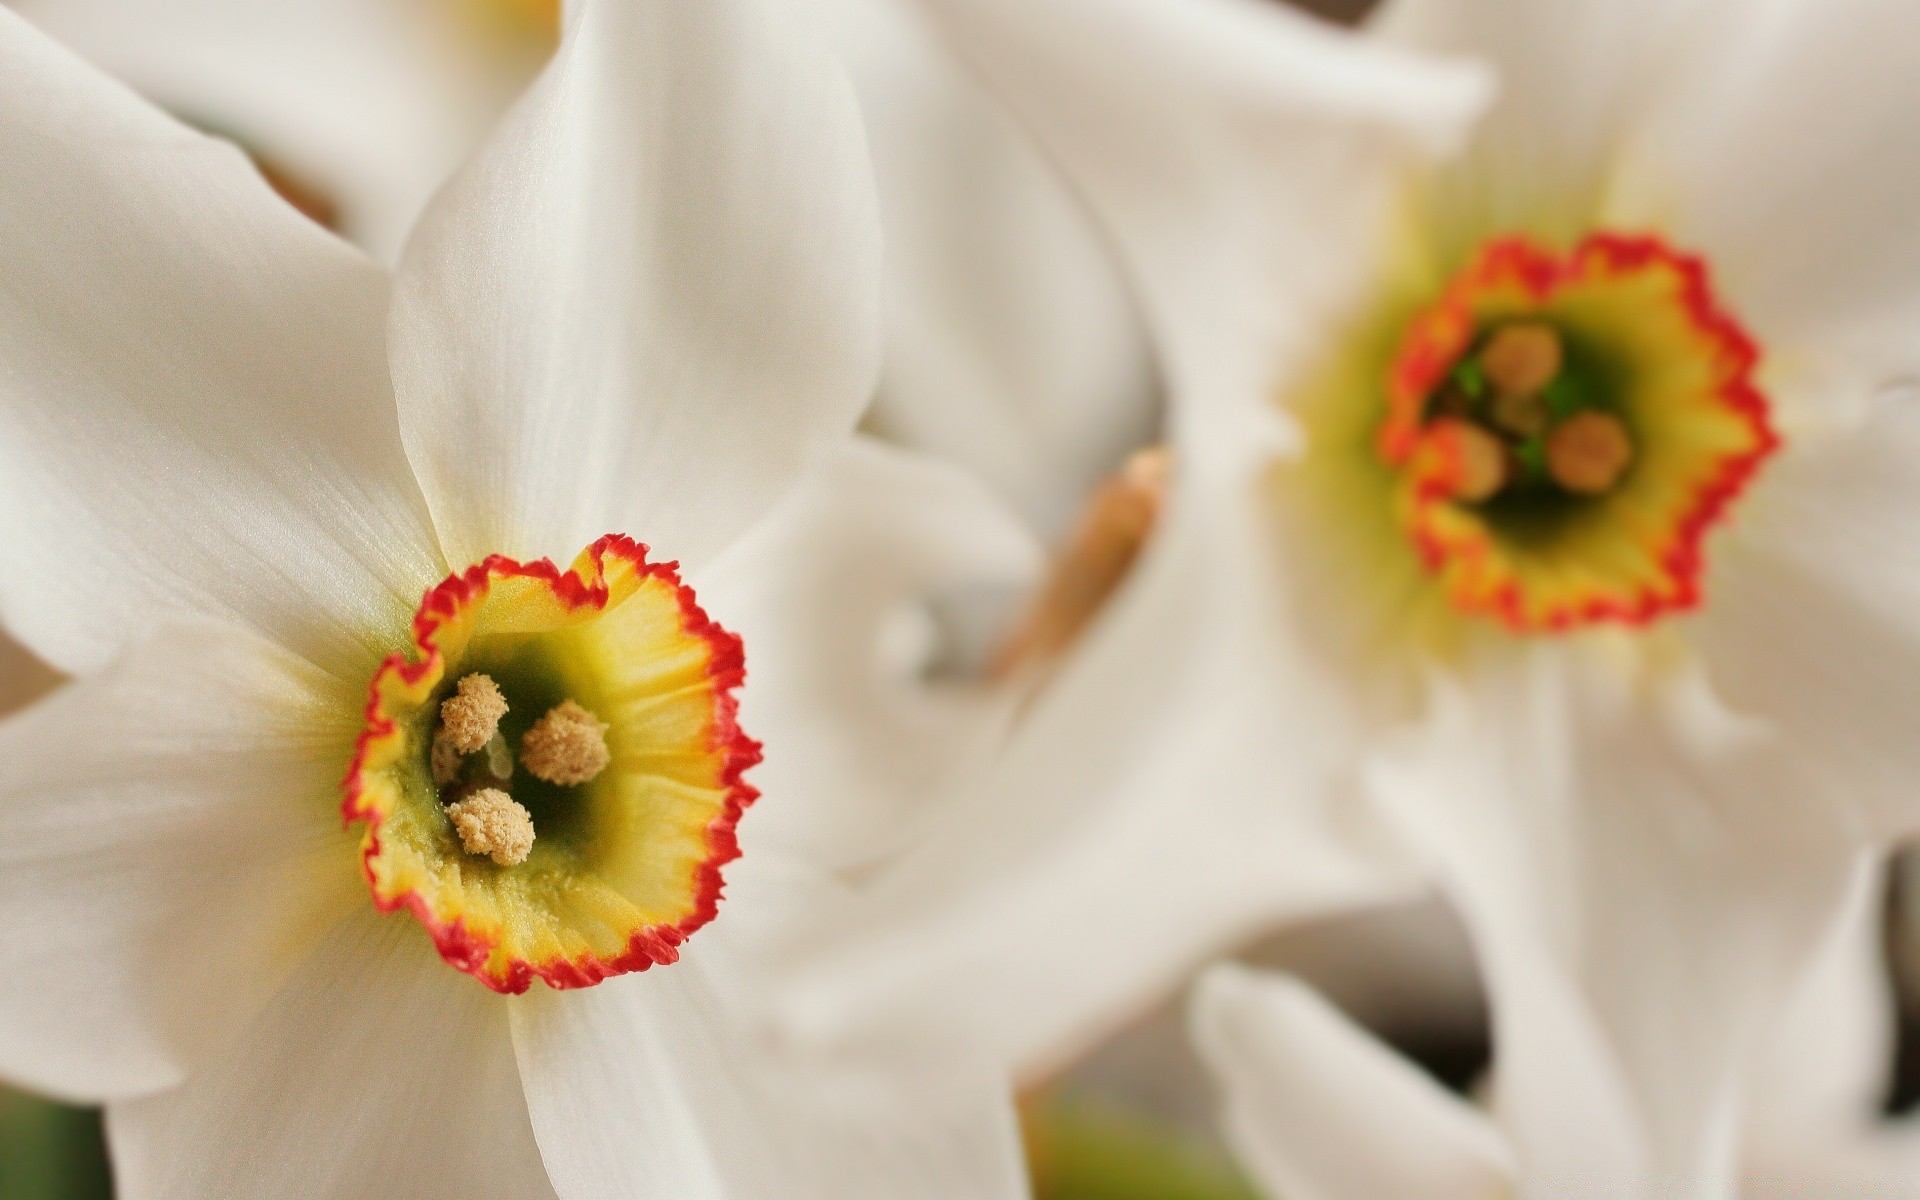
[511,942,1027,1200]
[1693,394,1920,839]
[0,10,443,680]
[782,467,1420,1080]
[1603,0,1920,416]
[390,0,883,571]
[11,0,531,263]
[1191,964,1512,1200]
[107,912,555,1200]
[1373,0,1687,251]
[1369,651,1860,1198]
[1743,859,1894,1179]
[911,0,1490,432]
[695,437,1042,874]
[0,620,364,1102]
[825,0,1159,537]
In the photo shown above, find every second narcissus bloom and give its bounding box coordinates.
[794,0,1920,1194]
[0,1,1029,1196]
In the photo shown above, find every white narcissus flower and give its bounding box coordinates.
[1190,862,1920,1200]
[7,0,555,263]
[0,2,1032,1196]
[795,0,1920,1191]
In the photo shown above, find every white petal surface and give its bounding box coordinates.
[696,437,1041,875]
[1372,0,1688,253]
[11,0,533,263]
[0,10,442,680]
[1693,395,1920,840]
[1191,964,1512,1200]
[0,620,364,1102]
[1603,0,1920,417]
[783,461,1420,1081]
[511,939,1027,1200]
[390,0,883,571]
[109,912,556,1200]
[1370,652,1860,1199]
[911,0,1490,441]
[1743,860,1893,1187]
[825,0,1159,537]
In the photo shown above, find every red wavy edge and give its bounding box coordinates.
[340,534,762,994]
[1382,232,1778,632]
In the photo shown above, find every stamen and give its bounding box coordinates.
[1432,418,1507,503]
[1546,411,1634,495]
[1479,322,1563,398]
[1487,390,1549,440]
[521,700,611,785]
[446,788,535,866]
[993,446,1170,678]
[440,674,508,754]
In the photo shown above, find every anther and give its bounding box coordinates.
[521,700,611,785]
[1546,411,1634,495]
[439,674,507,754]
[1479,322,1563,398]
[1432,418,1507,503]
[446,788,535,866]
[1488,389,1549,440]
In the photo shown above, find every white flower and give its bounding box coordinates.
[794,0,1920,1191]
[0,2,1029,1196]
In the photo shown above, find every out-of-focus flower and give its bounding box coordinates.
[7,0,555,262]
[793,0,1920,1191]
[0,2,1030,1195]
[1192,862,1920,1200]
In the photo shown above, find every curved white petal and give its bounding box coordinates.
[1372,0,1687,253]
[695,437,1042,874]
[1743,859,1893,1182]
[911,0,1490,438]
[510,940,1027,1200]
[1694,394,1920,839]
[390,0,883,571]
[108,912,555,1200]
[825,0,1159,537]
[0,10,443,681]
[11,0,532,263]
[1191,964,1512,1200]
[1369,650,1860,1198]
[782,462,1420,1081]
[0,620,364,1102]
[1602,0,1920,419]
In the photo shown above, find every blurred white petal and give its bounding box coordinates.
[826,0,1158,536]
[1369,652,1859,1197]
[697,437,1042,874]
[1191,964,1511,1200]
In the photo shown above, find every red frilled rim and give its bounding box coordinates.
[1378,232,1779,632]
[341,534,761,993]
